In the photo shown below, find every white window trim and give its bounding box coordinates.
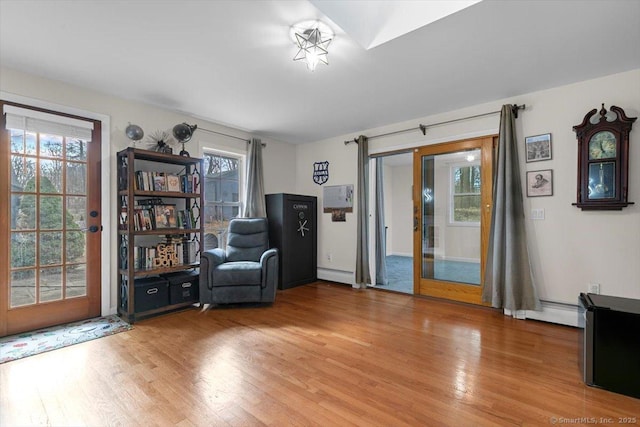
[449,161,481,227]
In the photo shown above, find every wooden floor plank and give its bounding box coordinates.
[1,281,638,426]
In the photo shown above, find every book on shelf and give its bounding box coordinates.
[153,173,166,192]
[154,204,177,229]
[166,174,181,192]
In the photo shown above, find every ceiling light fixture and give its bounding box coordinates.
[290,20,333,71]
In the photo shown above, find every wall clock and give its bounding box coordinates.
[572,104,636,210]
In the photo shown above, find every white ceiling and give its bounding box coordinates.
[1,0,639,144]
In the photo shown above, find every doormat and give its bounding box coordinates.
[0,315,132,364]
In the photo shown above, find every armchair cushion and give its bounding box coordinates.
[212,261,261,286]
[226,218,269,262]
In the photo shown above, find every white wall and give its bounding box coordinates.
[296,69,640,315]
[1,66,297,314]
[389,164,413,256]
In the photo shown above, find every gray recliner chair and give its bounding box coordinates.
[199,218,278,305]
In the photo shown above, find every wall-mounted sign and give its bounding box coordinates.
[313,161,329,185]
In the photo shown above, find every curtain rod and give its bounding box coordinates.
[344,104,526,145]
[197,126,250,143]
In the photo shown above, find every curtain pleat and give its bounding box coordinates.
[355,135,370,288]
[242,138,266,218]
[483,105,540,311]
[375,158,388,285]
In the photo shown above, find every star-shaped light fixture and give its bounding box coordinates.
[291,21,333,71]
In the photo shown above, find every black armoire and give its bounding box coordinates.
[265,193,317,289]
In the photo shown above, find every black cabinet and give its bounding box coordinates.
[265,193,317,289]
[579,293,640,398]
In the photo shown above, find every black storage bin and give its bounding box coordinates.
[163,270,200,305]
[134,276,169,313]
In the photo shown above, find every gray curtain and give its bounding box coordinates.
[242,138,266,218]
[355,135,371,288]
[375,158,388,285]
[483,105,540,311]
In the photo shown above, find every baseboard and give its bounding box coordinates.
[389,252,412,258]
[436,256,480,263]
[317,268,354,287]
[506,300,579,327]
[318,268,579,327]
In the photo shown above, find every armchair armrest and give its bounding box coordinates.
[202,248,226,267]
[260,248,279,291]
[200,248,227,291]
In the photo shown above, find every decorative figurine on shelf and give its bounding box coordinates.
[172,123,197,156]
[125,123,144,147]
[146,130,175,154]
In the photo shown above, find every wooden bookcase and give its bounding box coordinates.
[116,147,203,323]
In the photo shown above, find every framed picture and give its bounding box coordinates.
[526,169,553,197]
[525,133,552,162]
[154,204,177,228]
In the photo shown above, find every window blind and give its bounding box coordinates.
[3,104,94,140]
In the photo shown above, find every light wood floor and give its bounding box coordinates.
[1,282,638,426]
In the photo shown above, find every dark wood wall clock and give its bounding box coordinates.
[573,104,636,210]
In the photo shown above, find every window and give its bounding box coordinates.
[450,163,481,225]
[202,151,243,236]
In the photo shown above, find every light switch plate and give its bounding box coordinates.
[531,208,545,220]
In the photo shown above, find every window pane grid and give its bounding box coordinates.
[8,129,89,307]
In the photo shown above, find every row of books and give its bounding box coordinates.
[131,239,199,270]
[121,204,198,231]
[134,171,199,193]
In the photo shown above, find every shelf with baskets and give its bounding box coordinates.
[117,147,203,323]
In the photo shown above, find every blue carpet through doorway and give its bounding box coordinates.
[0,315,132,364]
[381,255,481,294]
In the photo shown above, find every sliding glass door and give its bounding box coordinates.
[412,136,495,304]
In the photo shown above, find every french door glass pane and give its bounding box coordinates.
[40,134,63,158]
[11,270,36,307]
[40,159,63,192]
[40,232,63,265]
[10,232,36,268]
[421,149,482,285]
[39,196,63,229]
[66,231,86,263]
[66,264,86,298]
[66,161,86,194]
[40,267,62,302]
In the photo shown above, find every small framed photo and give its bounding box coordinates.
[526,169,553,197]
[525,133,552,162]
[154,204,177,228]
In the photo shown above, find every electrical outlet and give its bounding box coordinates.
[326,252,332,261]
[588,283,600,294]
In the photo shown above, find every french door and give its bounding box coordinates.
[412,136,495,305]
[0,101,102,336]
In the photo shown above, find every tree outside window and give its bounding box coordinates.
[202,152,242,235]
[451,164,481,224]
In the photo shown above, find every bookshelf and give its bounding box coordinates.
[117,147,203,323]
